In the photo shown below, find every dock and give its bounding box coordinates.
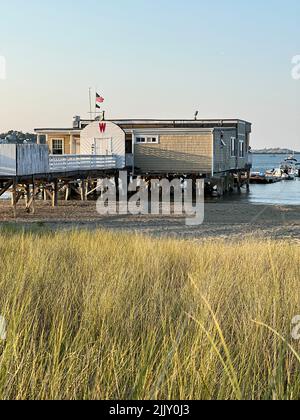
[0,144,119,215]
[249,172,282,184]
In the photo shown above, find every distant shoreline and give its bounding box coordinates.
[252,149,300,155]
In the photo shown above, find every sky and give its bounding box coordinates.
[0,0,300,150]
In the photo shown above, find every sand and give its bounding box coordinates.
[0,200,299,242]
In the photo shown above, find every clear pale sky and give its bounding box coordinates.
[0,0,300,149]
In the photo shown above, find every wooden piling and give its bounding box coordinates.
[52,180,58,207]
[11,181,17,218]
[25,184,30,208]
[237,171,242,193]
[80,180,87,201]
[65,184,70,201]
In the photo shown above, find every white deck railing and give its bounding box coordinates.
[49,155,117,173]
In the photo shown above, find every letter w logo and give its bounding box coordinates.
[99,123,106,133]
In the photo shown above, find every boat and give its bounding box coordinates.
[280,155,298,180]
[264,169,282,183]
[250,171,281,184]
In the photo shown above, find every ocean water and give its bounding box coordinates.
[252,153,300,173]
[249,153,300,205]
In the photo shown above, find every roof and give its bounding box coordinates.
[110,118,251,125]
[35,128,81,134]
[35,118,252,133]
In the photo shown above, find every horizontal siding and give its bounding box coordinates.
[135,134,212,173]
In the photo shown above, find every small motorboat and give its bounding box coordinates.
[250,171,281,184]
[280,155,298,180]
[265,168,282,182]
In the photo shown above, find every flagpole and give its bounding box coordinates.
[89,87,93,120]
[95,87,98,118]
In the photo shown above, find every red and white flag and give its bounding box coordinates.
[96,93,104,103]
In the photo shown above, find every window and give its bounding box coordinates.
[136,137,146,144]
[231,137,236,157]
[52,139,64,155]
[38,135,47,145]
[239,140,245,158]
[135,135,159,144]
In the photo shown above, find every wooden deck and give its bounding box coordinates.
[0,145,121,216]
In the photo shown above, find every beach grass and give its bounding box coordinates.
[0,228,299,400]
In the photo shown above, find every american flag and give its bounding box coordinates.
[96,93,104,103]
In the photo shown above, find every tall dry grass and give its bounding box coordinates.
[0,227,299,400]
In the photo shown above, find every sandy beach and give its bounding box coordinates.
[0,200,299,242]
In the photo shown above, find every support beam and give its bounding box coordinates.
[237,171,242,193]
[86,182,101,197]
[246,170,250,191]
[52,180,58,207]
[80,180,87,201]
[25,184,39,214]
[65,185,70,201]
[11,181,17,218]
[25,184,31,209]
[0,180,13,198]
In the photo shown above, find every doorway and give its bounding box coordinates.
[94,138,113,155]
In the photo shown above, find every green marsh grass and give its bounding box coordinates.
[0,228,299,400]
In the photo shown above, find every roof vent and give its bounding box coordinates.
[73,116,81,129]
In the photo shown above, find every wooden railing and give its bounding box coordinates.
[49,155,117,173]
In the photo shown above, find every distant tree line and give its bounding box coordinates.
[0,130,37,144]
[252,148,299,154]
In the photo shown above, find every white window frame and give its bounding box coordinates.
[135,135,159,144]
[239,140,245,158]
[230,137,236,158]
[51,138,65,155]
